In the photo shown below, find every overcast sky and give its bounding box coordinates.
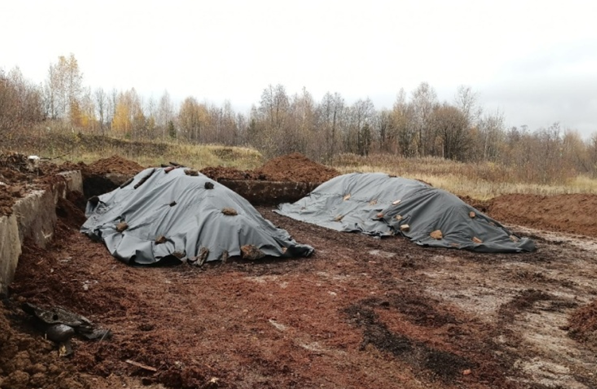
[2,0,596,136]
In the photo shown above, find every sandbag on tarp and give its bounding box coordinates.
[276,173,535,253]
[81,167,314,265]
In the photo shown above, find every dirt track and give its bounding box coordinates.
[2,154,597,388]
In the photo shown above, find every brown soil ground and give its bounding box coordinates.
[0,301,163,389]
[569,300,597,350]
[3,155,597,388]
[2,193,597,388]
[201,153,340,183]
[486,194,597,237]
[0,185,20,216]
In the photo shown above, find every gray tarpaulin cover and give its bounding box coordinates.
[81,167,314,265]
[276,173,535,253]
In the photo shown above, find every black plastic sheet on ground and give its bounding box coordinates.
[276,173,535,253]
[81,167,314,265]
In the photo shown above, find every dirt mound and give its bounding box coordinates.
[0,153,92,217]
[458,196,490,214]
[201,153,340,183]
[255,153,340,183]
[86,155,144,176]
[0,154,144,216]
[0,153,43,216]
[200,166,257,181]
[80,156,144,199]
[0,167,29,185]
[569,300,597,349]
[486,193,597,237]
[0,186,20,216]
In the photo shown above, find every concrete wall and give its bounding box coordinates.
[0,171,82,296]
[0,214,21,296]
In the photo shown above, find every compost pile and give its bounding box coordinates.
[200,153,340,183]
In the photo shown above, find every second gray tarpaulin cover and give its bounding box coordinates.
[81,167,314,265]
[276,173,535,253]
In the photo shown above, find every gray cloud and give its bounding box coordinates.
[481,74,597,136]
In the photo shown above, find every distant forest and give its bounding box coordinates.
[2,54,597,183]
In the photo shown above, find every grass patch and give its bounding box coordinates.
[4,131,596,200]
[332,153,597,200]
[3,131,263,171]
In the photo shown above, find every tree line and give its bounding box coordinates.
[1,54,597,183]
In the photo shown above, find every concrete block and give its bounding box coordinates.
[14,190,57,248]
[0,214,21,295]
[57,170,83,195]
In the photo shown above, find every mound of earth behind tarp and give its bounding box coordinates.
[276,173,535,253]
[81,167,314,265]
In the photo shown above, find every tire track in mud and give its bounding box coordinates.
[343,302,473,381]
[341,291,517,388]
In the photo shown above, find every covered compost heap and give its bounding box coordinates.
[81,167,314,265]
[276,173,535,253]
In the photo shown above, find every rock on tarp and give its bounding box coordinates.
[81,167,314,265]
[276,173,535,253]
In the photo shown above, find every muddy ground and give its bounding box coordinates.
[2,154,597,388]
[3,202,597,388]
